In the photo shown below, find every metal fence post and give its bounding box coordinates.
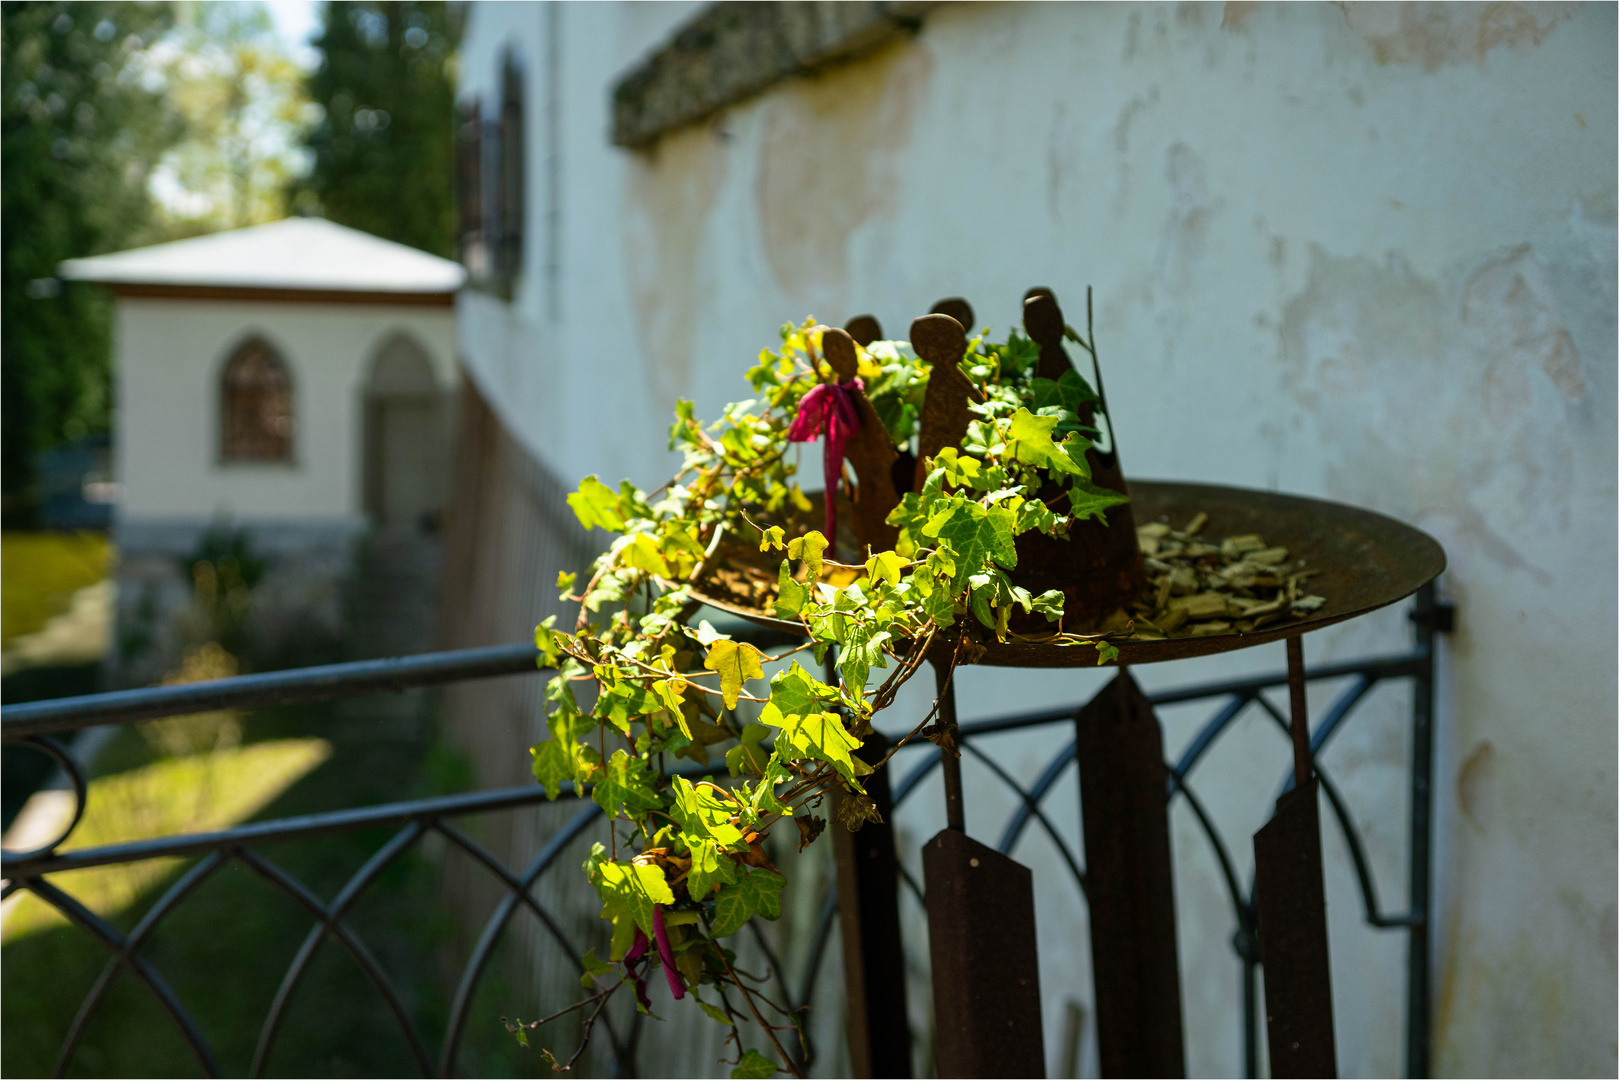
[1074,670,1187,1077]
[834,731,913,1077]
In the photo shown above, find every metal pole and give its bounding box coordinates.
[1286,636,1311,786]
[1406,583,1441,1078]
[935,663,965,832]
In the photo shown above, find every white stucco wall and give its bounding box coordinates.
[458,3,1616,1076]
[115,297,457,527]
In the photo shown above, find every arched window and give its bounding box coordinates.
[220,338,293,462]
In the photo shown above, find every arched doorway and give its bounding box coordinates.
[362,333,447,528]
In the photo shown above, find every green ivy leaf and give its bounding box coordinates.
[579,947,614,989]
[731,1049,779,1078]
[1029,368,1099,416]
[534,615,564,666]
[1067,477,1131,522]
[922,499,1018,570]
[529,739,573,800]
[704,639,766,709]
[710,870,786,938]
[568,475,626,531]
[758,525,785,552]
[686,835,740,899]
[763,705,863,783]
[592,749,662,818]
[590,854,673,958]
[695,994,733,1026]
[620,532,673,577]
[1006,408,1084,476]
[774,560,809,618]
[1031,589,1066,621]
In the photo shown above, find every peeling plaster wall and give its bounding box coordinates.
[457,3,1616,1075]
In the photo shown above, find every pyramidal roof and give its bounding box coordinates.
[59,217,465,299]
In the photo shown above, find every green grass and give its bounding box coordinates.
[1,531,110,647]
[0,696,576,1079]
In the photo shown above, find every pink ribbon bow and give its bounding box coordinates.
[787,379,863,541]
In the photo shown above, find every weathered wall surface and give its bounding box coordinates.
[457,3,1616,1075]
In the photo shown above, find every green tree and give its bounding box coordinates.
[295,2,459,257]
[1,1,180,508]
[155,1,315,232]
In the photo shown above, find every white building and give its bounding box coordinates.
[60,218,463,674]
[445,4,1616,1077]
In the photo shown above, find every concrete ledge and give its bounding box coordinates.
[611,1,937,148]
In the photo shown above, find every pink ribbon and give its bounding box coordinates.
[787,379,863,541]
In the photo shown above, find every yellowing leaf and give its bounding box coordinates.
[786,531,828,581]
[568,476,626,531]
[704,639,765,709]
[620,533,672,577]
[864,550,905,587]
[757,525,785,552]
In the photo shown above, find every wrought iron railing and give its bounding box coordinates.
[1,585,1449,1078]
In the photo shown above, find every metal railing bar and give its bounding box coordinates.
[1,643,544,739]
[747,920,812,1073]
[20,875,223,1077]
[889,752,941,807]
[55,851,228,1078]
[251,824,425,1077]
[996,738,1078,855]
[2,643,1427,745]
[1249,694,1421,928]
[235,846,435,1077]
[959,741,1087,899]
[899,863,925,909]
[439,803,632,1077]
[1167,767,1252,926]
[1169,693,1254,792]
[795,892,839,1023]
[2,736,89,860]
[1314,768,1423,930]
[3,783,557,875]
[433,820,600,990]
[903,652,1425,743]
[1270,676,1379,797]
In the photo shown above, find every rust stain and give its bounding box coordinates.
[756,40,932,310]
[622,124,729,402]
[1341,2,1581,70]
[1221,1,1257,30]
[1456,739,1495,832]
[1462,244,1587,400]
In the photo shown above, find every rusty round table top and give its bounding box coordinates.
[688,480,1446,668]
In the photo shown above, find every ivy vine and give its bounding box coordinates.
[517,316,1125,1077]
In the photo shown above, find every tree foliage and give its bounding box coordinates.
[155,2,315,232]
[0,1,180,504]
[523,319,1124,1076]
[294,1,458,256]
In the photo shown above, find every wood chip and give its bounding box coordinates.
[1170,592,1229,619]
[1221,535,1267,557]
[1124,512,1331,643]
